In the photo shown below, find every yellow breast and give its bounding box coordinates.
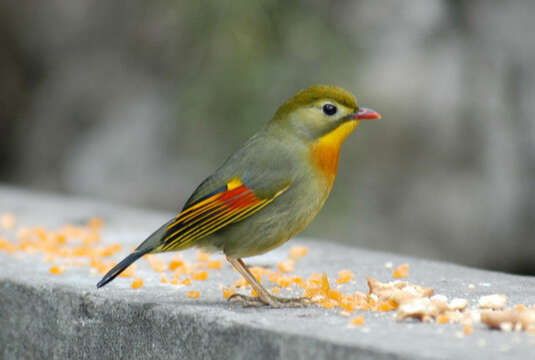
[309,120,359,186]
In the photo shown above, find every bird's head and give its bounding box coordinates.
[270,85,380,144]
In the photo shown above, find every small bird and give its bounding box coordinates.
[97,85,380,307]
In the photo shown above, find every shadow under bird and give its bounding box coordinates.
[97,84,381,307]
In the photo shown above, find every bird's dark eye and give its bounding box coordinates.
[322,104,337,116]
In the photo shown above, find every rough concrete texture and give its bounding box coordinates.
[1,186,535,360]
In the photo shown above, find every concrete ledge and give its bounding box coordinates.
[1,186,535,359]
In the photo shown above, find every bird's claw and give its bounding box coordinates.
[228,293,268,307]
[228,293,311,308]
[272,296,312,307]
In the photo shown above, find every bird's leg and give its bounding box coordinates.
[226,257,310,308]
[227,257,276,307]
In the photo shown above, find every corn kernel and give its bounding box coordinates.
[349,315,365,326]
[186,290,200,298]
[233,277,248,288]
[320,298,338,309]
[463,324,473,335]
[207,260,222,269]
[192,271,209,281]
[100,244,121,257]
[97,261,116,274]
[250,267,266,282]
[303,286,321,299]
[327,289,342,302]
[49,265,65,275]
[278,259,295,273]
[336,269,354,284]
[375,300,396,312]
[118,264,136,278]
[87,217,103,229]
[131,277,143,289]
[196,251,211,262]
[0,238,16,253]
[267,272,281,283]
[292,276,306,288]
[307,272,322,284]
[289,245,308,259]
[145,254,167,272]
[169,255,184,271]
[222,286,236,299]
[0,213,17,230]
[340,296,356,312]
[321,273,330,292]
[277,276,292,288]
[393,264,410,279]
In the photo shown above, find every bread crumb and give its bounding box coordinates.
[481,308,535,332]
[500,322,513,332]
[449,298,468,311]
[431,294,448,303]
[478,294,507,309]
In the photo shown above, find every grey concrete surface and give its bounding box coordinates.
[1,186,534,360]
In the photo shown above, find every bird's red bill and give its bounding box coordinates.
[355,107,381,120]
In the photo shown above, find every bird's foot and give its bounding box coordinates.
[228,293,268,307]
[228,293,311,308]
[270,295,312,308]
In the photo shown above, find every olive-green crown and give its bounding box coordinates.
[273,85,357,121]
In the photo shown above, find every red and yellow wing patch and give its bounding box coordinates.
[158,178,287,252]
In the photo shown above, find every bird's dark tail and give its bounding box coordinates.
[96,249,149,288]
[96,219,174,288]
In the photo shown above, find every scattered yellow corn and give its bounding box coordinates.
[186,290,200,299]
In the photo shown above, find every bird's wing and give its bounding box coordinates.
[157,177,289,252]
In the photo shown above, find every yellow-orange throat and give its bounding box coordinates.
[310,120,359,184]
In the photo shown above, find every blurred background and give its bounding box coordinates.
[0,0,533,274]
